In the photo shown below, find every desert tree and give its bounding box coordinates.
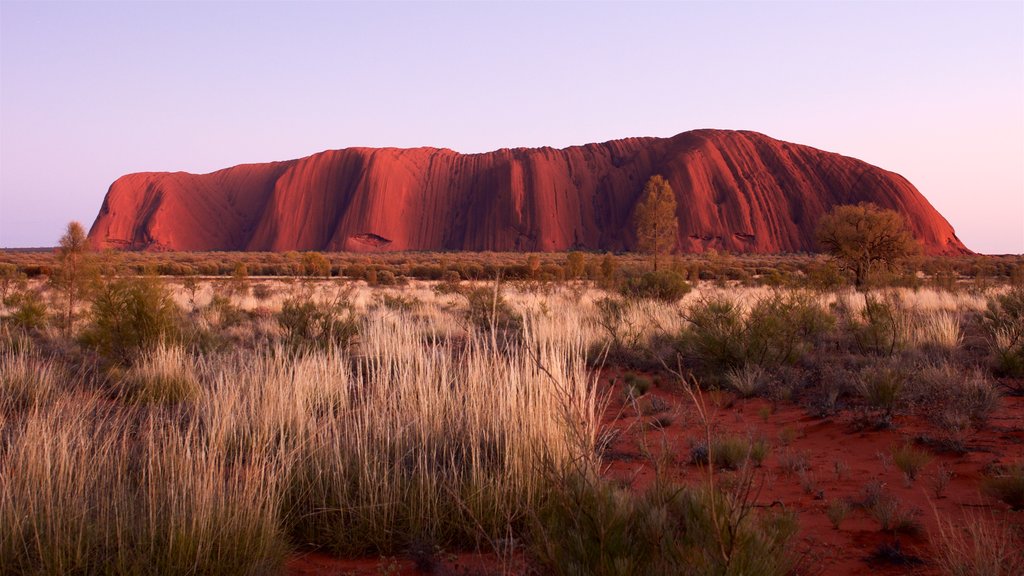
[633,174,679,271]
[815,202,920,290]
[51,221,98,336]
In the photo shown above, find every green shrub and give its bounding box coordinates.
[621,270,691,302]
[532,474,796,576]
[82,276,180,364]
[680,292,833,382]
[6,291,48,331]
[852,293,905,356]
[691,435,769,470]
[277,297,358,350]
[464,284,521,338]
[983,286,1024,377]
[856,364,906,426]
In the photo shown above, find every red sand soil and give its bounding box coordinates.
[87,129,968,255]
[286,371,1024,575]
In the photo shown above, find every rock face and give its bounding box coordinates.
[88,129,969,254]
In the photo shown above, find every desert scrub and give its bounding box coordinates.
[4,289,48,332]
[981,465,1024,510]
[692,435,769,470]
[983,286,1024,377]
[850,292,906,356]
[910,362,1001,431]
[463,282,522,339]
[679,291,832,384]
[82,275,180,364]
[266,317,601,555]
[724,364,767,398]
[891,442,932,484]
[855,363,907,426]
[619,269,692,302]
[118,344,200,404]
[276,296,358,350]
[531,474,797,576]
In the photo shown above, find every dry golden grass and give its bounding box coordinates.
[2,270,1020,574]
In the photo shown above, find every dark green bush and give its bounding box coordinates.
[621,270,691,302]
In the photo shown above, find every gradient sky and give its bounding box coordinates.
[1,1,1022,253]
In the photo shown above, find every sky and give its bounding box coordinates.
[1,1,1022,253]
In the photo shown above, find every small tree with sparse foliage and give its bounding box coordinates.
[815,202,920,289]
[633,175,679,271]
[50,221,98,336]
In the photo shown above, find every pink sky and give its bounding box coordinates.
[1,1,1021,253]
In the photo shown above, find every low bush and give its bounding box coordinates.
[531,474,797,576]
[691,435,769,470]
[855,364,907,426]
[81,276,180,364]
[983,286,1024,377]
[850,293,906,356]
[620,270,692,302]
[679,292,833,385]
[826,499,850,530]
[5,291,48,331]
[276,297,358,350]
[464,283,522,338]
[910,363,1001,431]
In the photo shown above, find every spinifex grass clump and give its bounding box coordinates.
[118,343,200,404]
[0,397,286,575]
[204,311,601,556]
[0,345,64,412]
